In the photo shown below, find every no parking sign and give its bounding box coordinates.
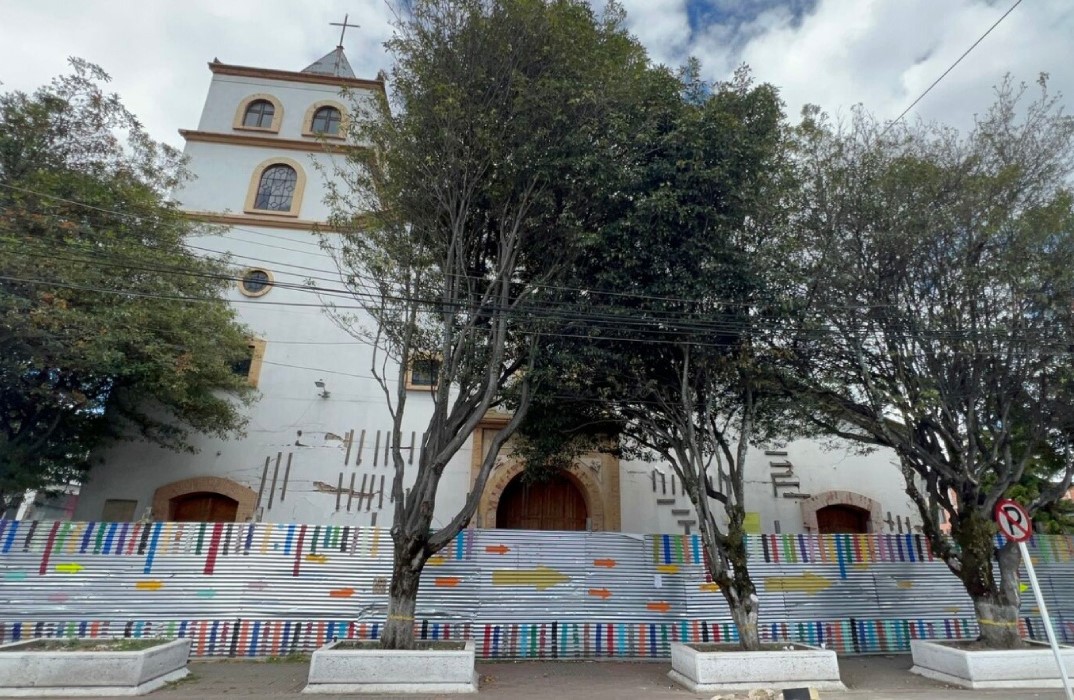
[994,497,1072,698]
[994,498,1032,542]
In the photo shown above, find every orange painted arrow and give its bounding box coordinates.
[593,559,617,568]
[588,588,612,599]
[329,588,355,598]
[485,544,510,555]
[435,577,462,587]
[647,601,672,613]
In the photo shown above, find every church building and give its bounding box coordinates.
[72,46,920,538]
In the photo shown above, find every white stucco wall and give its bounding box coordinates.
[195,74,375,141]
[76,56,922,536]
[618,439,919,536]
[76,63,471,529]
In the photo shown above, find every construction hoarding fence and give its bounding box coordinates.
[0,521,1072,658]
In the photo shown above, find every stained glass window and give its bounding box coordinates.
[241,269,272,295]
[253,164,298,211]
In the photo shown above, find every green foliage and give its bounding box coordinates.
[518,66,797,475]
[0,59,253,504]
[512,66,796,650]
[324,0,683,649]
[786,77,1074,639]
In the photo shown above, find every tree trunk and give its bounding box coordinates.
[954,511,1024,649]
[380,540,426,649]
[729,592,761,650]
[972,591,1022,649]
[719,529,761,651]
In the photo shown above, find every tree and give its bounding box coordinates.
[323,0,666,649]
[786,77,1074,648]
[517,68,794,650]
[0,60,254,507]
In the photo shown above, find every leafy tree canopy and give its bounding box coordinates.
[0,59,254,505]
[785,76,1074,647]
[514,65,798,649]
[324,0,682,649]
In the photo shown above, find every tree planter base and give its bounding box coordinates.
[910,639,1074,689]
[668,641,845,692]
[0,638,191,697]
[303,640,477,694]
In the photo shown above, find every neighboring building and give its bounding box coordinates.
[74,48,919,536]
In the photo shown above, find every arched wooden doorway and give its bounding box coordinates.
[153,476,257,523]
[496,474,588,531]
[816,504,870,534]
[170,492,239,522]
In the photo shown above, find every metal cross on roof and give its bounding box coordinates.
[330,14,360,47]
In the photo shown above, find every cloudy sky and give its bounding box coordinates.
[2,0,1072,148]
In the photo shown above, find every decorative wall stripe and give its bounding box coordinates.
[2,522,1073,658]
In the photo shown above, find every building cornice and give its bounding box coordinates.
[179,129,359,154]
[185,210,339,232]
[209,61,385,93]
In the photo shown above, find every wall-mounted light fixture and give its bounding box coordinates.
[315,379,330,399]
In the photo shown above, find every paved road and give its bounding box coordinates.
[137,654,1069,700]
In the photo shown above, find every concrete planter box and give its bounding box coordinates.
[0,638,191,697]
[668,641,846,692]
[304,640,477,694]
[910,639,1074,689]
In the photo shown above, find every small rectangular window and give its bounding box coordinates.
[406,357,441,391]
[101,499,138,522]
[233,339,266,387]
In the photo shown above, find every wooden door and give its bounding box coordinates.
[816,504,869,534]
[170,492,239,522]
[497,475,588,531]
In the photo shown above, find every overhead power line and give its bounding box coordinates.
[881,0,1024,135]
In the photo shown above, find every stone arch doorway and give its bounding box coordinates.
[816,504,870,533]
[801,490,883,533]
[496,473,588,531]
[170,492,240,522]
[479,460,605,530]
[152,476,257,522]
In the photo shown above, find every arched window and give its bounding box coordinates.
[311,106,342,135]
[242,99,276,129]
[253,164,298,211]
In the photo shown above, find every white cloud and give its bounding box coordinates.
[1,0,1070,145]
[0,0,395,147]
[675,0,1074,131]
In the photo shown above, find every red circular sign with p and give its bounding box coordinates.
[995,498,1033,543]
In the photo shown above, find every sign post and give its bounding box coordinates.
[995,498,1072,699]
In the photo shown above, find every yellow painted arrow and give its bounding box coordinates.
[655,564,680,574]
[698,582,720,593]
[764,572,833,595]
[896,580,914,590]
[55,563,84,574]
[135,580,164,591]
[491,566,569,591]
[305,554,328,564]
[427,555,446,566]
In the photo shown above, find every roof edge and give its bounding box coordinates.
[209,61,384,93]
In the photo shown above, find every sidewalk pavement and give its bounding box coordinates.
[132,654,1066,699]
